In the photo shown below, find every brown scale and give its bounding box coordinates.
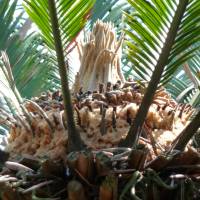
[106,82,112,92]
[92,92,106,102]
[100,105,107,135]
[112,107,117,129]
[99,83,105,94]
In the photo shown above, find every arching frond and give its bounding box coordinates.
[0,0,60,98]
[24,0,95,52]
[125,0,200,84]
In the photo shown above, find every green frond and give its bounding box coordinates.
[188,49,200,82]
[24,0,95,52]
[125,0,200,84]
[9,35,60,98]
[166,75,195,102]
[0,0,60,98]
[166,51,200,106]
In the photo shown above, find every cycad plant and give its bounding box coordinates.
[0,0,200,199]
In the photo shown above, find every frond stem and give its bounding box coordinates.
[120,0,189,147]
[48,0,84,151]
[174,111,200,151]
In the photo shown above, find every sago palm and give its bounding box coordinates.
[0,0,200,199]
